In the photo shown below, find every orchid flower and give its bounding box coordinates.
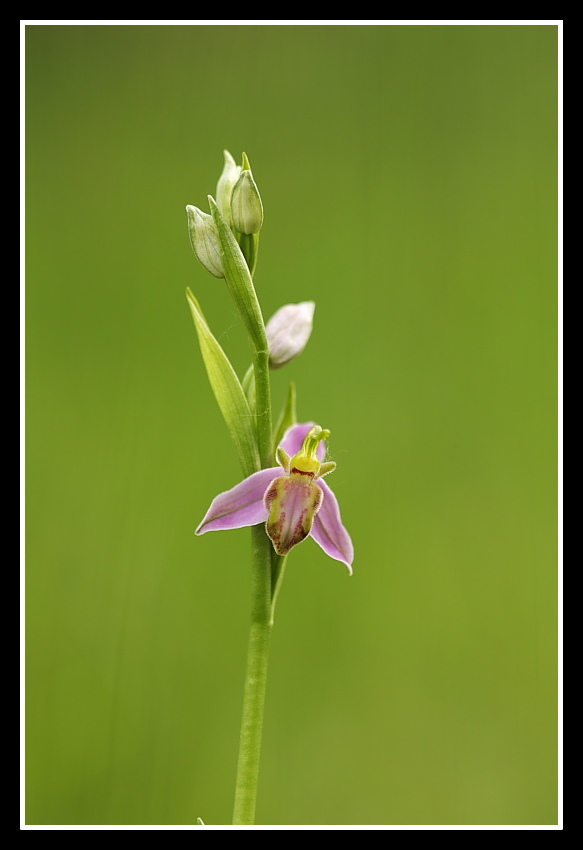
[196,423,354,572]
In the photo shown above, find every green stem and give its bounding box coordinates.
[212,191,275,824]
[232,311,273,825]
[232,524,273,825]
[270,551,288,626]
[254,348,273,469]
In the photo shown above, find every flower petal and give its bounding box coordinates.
[196,467,279,535]
[264,474,323,556]
[311,479,354,573]
[279,422,326,461]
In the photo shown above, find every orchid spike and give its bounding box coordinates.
[196,423,354,572]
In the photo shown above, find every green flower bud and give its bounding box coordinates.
[216,150,241,228]
[186,204,224,278]
[231,168,263,235]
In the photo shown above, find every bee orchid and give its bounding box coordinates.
[196,423,354,572]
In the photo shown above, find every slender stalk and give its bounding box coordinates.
[254,348,273,470]
[213,179,274,823]
[232,524,273,825]
[270,552,288,626]
[232,335,274,825]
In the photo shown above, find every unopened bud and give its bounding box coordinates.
[231,169,263,235]
[216,150,241,228]
[186,204,224,278]
[266,301,315,369]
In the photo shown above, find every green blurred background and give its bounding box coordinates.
[25,24,558,826]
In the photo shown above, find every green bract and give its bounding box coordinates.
[186,288,260,477]
[208,195,267,357]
